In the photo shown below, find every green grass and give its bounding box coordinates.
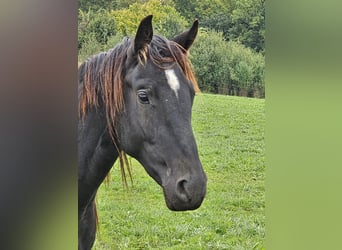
[94,93,265,249]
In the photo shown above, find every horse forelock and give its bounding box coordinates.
[147,35,199,93]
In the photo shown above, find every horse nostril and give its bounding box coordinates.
[176,179,191,202]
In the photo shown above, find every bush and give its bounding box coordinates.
[79,33,125,63]
[78,34,102,63]
[225,40,265,97]
[190,29,230,93]
[78,8,117,50]
[190,29,264,97]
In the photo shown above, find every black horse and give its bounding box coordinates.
[78,15,207,249]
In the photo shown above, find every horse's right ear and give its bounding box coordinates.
[134,15,153,54]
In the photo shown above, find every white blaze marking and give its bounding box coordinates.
[165,69,180,98]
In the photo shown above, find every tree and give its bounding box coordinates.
[174,0,265,53]
[229,0,265,53]
[201,12,231,41]
[78,0,116,11]
[111,0,188,38]
[173,0,197,20]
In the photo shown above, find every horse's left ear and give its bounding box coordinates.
[134,15,153,54]
[172,20,199,51]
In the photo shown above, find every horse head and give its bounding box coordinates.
[117,15,207,211]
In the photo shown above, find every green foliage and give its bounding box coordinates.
[78,34,101,63]
[229,0,265,53]
[190,30,265,97]
[93,94,265,249]
[195,0,231,20]
[201,12,231,41]
[111,0,188,38]
[173,0,265,53]
[78,0,116,12]
[174,0,232,44]
[78,8,117,50]
[78,33,125,63]
[174,0,231,20]
[78,0,265,98]
[225,40,265,96]
[190,30,230,93]
[172,0,197,20]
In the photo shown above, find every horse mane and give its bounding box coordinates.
[78,35,199,185]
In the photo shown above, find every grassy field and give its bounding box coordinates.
[94,93,265,249]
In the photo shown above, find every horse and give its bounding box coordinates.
[78,15,207,250]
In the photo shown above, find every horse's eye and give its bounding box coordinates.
[137,90,150,104]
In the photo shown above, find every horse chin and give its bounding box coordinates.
[162,186,205,211]
[164,195,204,211]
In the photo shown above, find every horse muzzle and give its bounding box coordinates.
[162,171,207,211]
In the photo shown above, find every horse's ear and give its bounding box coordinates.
[172,20,199,51]
[134,15,153,54]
